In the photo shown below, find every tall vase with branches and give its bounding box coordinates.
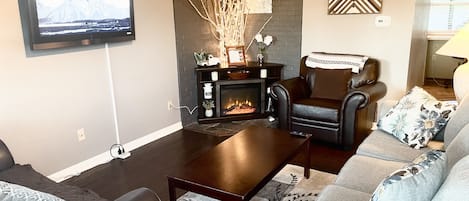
[187,0,248,66]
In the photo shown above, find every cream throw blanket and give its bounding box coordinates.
[305,52,369,73]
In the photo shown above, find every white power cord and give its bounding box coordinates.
[169,103,198,115]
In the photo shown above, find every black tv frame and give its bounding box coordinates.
[26,0,136,50]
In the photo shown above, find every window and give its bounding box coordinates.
[428,0,469,39]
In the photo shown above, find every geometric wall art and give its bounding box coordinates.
[328,0,383,15]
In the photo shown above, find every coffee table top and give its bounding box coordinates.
[168,126,310,200]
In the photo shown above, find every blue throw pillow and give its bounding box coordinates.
[431,155,469,201]
[0,181,64,201]
[371,150,447,201]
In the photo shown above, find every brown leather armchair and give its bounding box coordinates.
[271,55,387,149]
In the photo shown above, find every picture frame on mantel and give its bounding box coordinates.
[226,46,246,66]
[328,0,383,15]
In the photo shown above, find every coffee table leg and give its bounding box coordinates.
[304,137,311,179]
[168,179,177,201]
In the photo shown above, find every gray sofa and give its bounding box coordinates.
[317,94,469,201]
[0,139,160,201]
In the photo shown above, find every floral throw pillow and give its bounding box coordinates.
[371,150,447,201]
[378,87,456,149]
[0,181,65,201]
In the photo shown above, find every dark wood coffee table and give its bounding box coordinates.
[167,126,311,201]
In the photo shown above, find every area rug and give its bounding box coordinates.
[176,164,337,201]
[184,118,278,137]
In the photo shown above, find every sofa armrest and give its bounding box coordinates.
[114,188,161,201]
[271,77,310,129]
[0,140,15,171]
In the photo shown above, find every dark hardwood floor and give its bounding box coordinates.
[64,82,454,201]
[64,129,356,201]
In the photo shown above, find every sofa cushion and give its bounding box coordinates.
[309,68,352,101]
[0,180,64,201]
[334,155,406,194]
[378,86,456,149]
[0,164,106,201]
[444,94,469,147]
[445,123,469,170]
[317,185,371,201]
[370,150,446,201]
[356,130,430,163]
[431,155,469,201]
[291,98,342,123]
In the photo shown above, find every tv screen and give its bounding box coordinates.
[26,0,136,50]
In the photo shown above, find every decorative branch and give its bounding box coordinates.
[187,0,218,28]
[186,0,248,65]
[246,16,273,51]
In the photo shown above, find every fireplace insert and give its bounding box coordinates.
[216,79,265,117]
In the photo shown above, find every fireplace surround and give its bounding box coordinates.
[195,62,283,123]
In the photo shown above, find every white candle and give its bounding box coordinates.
[211,71,218,81]
[260,69,267,78]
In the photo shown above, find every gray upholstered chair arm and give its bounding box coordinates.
[0,139,14,171]
[114,187,161,201]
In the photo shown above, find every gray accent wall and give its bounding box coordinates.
[174,0,303,125]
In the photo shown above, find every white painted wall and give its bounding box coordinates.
[302,0,418,99]
[407,0,431,88]
[0,0,180,176]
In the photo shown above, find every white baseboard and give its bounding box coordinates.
[48,122,183,182]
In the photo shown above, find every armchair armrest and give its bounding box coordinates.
[114,187,161,201]
[271,77,310,130]
[345,81,387,109]
[271,77,310,102]
[0,139,14,171]
[340,82,387,148]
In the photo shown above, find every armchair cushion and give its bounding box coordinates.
[308,68,352,101]
[292,98,342,123]
[351,59,379,88]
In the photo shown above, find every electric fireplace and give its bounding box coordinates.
[216,79,265,118]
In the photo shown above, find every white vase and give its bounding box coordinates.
[205,109,213,117]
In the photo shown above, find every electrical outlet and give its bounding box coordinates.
[77,128,86,142]
[167,100,173,111]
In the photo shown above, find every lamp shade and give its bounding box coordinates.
[436,22,469,102]
[436,23,469,59]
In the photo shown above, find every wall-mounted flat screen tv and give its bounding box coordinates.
[26,0,136,50]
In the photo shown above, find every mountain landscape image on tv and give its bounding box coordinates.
[27,0,135,50]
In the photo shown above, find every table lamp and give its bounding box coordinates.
[436,23,469,102]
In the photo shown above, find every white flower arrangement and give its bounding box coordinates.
[255,33,273,53]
